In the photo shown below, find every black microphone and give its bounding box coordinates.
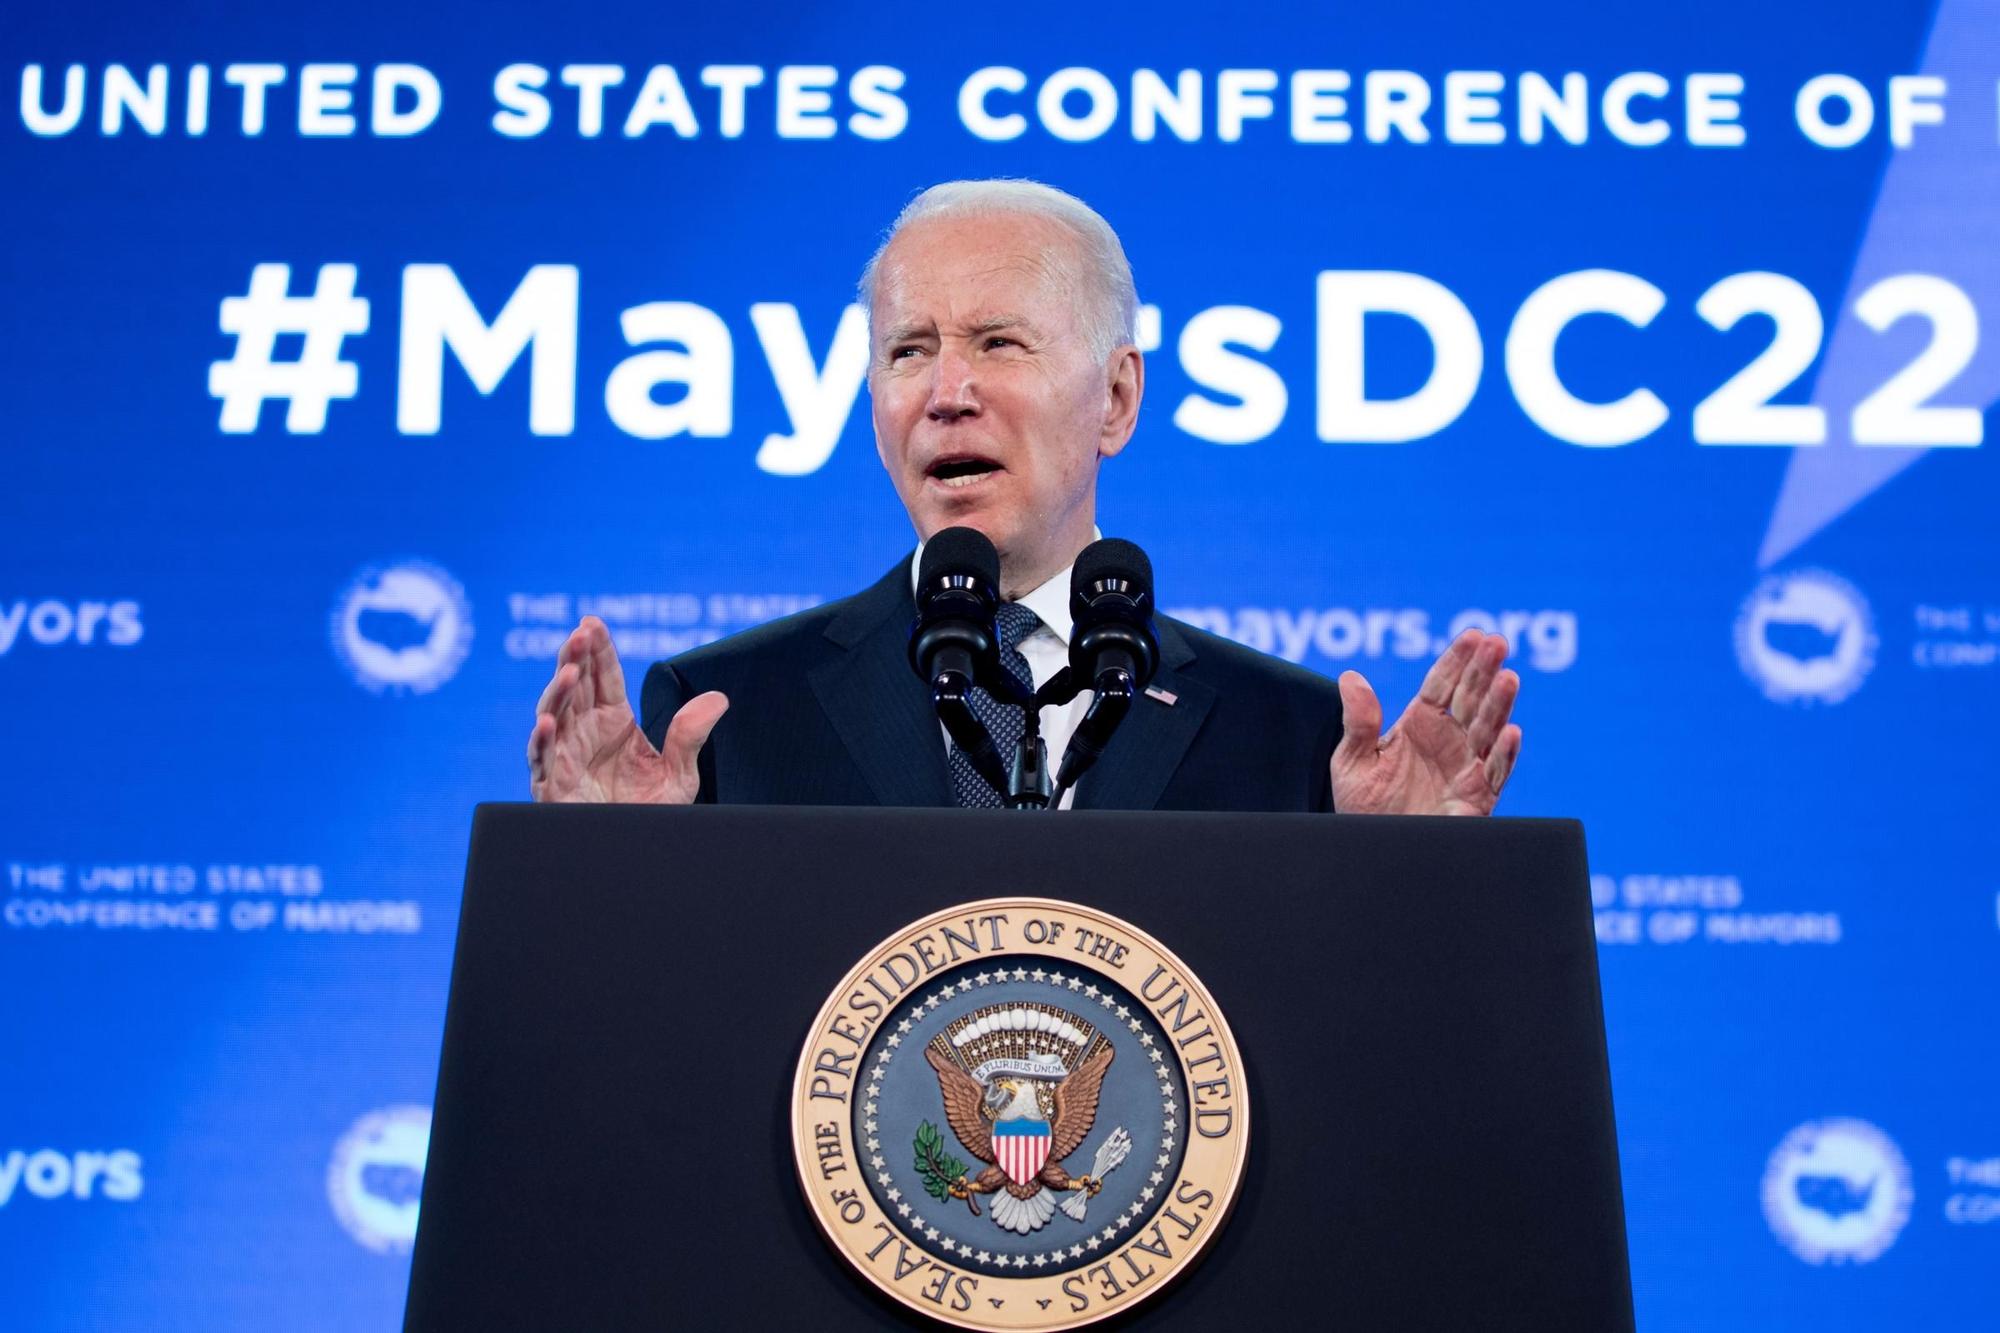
[910,526,1001,690]
[908,527,1010,797]
[1068,539,1159,691]
[1052,539,1160,800]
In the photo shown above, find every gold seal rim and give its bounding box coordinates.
[789,896,1249,1331]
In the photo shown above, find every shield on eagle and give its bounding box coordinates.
[992,1117,1052,1186]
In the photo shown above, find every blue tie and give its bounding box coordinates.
[949,601,1040,808]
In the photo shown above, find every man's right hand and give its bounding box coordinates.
[527,616,728,803]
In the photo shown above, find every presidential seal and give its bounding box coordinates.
[791,898,1247,1330]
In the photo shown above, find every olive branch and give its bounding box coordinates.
[913,1120,977,1213]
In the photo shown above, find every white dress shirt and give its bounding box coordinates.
[911,544,1094,810]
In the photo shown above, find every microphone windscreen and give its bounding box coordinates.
[1072,538,1153,597]
[919,526,1001,589]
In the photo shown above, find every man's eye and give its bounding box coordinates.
[985,336,1017,350]
[890,345,923,360]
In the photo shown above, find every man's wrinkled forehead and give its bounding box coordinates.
[876,311,1038,349]
[868,217,1080,338]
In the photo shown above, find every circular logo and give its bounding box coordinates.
[1761,1117,1912,1264]
[1734,569,1877,706]
[327,1104,431,1254]
[331,560,473,694]
[792,899,1247,1330]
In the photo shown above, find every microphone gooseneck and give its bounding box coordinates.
[909,527,1011,797]
[908,527,1056,807]
[1052,539,1160,804]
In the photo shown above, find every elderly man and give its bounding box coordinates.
[528,179,1521,813]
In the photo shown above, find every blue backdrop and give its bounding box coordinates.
[4,2,1997,1328]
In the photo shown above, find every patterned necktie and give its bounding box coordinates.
[949,601,1040,808]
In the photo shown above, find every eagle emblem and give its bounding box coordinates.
[918,1001,1132,1235]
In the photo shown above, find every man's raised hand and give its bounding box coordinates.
[527,616,728,804]
[1330,629,1522,816]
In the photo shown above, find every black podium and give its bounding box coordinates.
[406,805,1631,1331]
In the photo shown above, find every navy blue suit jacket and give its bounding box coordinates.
[639,557,1345,811]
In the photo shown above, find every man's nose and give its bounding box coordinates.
[926,345,979,420]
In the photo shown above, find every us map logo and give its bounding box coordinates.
[330,559,473,694]
[1734,569,1877,707]
[793,899,1246,1330]
[1761,1117,1912,1265]
[327,1105,430,1254]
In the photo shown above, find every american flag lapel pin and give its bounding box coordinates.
[1144,685,1178,706]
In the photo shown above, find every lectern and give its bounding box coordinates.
[407,805,1631,1330]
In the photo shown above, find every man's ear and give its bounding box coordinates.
[867,374,891,470]
[1099,346,1144,460]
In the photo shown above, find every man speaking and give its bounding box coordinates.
[527,180,1522,814]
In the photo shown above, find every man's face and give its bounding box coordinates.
[868,212,1141,592]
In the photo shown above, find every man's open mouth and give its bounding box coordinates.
[927,457,1003,489]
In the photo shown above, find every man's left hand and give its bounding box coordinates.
[1331,629,1522,816]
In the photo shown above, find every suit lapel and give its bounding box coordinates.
[1071,619,1214,812]
[808,560,955,808]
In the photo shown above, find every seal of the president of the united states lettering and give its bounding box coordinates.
[791,898,1247,1330]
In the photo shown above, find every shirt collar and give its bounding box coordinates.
[1013,565,1073,647]
[908,527,1100,648]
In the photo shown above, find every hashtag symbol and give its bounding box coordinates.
[208,263,370,433]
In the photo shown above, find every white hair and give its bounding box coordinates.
[857,179,1140,363]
